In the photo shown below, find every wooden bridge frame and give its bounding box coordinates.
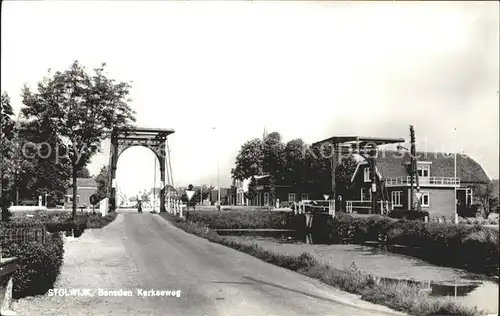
[107,127,175,212]
[312,136,404,215]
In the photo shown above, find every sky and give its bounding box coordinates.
[2,1,499,197]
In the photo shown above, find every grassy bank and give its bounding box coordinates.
[160,213,483,316]
[2,210,118,232]
[184,210,499,276]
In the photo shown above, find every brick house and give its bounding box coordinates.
[65,178,98,208]
[348,150,490,219]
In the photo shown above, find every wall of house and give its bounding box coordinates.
[420,187,455,220]
[65,188,97,208]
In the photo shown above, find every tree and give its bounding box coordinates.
[261,132,286,201]
[303,144,331,196]
[473,180,498,218]
[1,92,15,220]
[231,138,264,180]
[11,119,73,206]
[21,61,136,219]
[141,190,150,203]
[77,167,91,178]
[284,138,307,187]
[335,154,358,200]
[245,176,258,201]
[94,165,109,202]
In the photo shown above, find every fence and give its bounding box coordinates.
[345,200,393,215]
[0,223,47,247]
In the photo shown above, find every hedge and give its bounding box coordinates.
[185,210,294,229]
[1,232,64,298]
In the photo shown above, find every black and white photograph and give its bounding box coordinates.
[0,1,498,315]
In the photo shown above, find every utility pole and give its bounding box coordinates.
[454,128,458,224]
[370,147,377,214]
[410,125,421,211]
[409,127,414,211]
[214,127,221,208]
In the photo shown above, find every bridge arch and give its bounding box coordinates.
[108,127,175,212]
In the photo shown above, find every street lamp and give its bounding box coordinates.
[454,128,458,224]
[212,127,220,208]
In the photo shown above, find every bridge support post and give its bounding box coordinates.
[159,155,166,213]
[305,213,313,229]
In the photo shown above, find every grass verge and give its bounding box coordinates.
[159,213,484,316]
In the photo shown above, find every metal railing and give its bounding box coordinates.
[385,176,460,186]
[345,200,393,214]
[293,200,335,216]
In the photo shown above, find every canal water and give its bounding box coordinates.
[216,229,499,314]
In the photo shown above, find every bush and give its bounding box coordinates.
[2,232,64,298]
[389,210,429,220]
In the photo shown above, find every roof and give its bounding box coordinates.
[492,179,499,199]
[352,150,490,184]
[312,136,405,148]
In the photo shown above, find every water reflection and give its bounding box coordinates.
[217,228,499,314]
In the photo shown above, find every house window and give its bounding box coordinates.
[417,165,430,177]
[360,188,371,201]
[264,192,270,206]
[301,193,308,201]
[288,193,296,202]
[364,167,370,182]
[391,191,402,207]
[420,191,430,207]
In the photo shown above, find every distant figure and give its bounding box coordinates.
[137,198,143,213]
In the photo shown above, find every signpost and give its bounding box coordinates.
[415,191,422,210]
[185,184,195,212]
[90,194,99,214]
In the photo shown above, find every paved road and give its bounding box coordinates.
[14,211,404,316]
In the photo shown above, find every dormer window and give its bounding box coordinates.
[417,164,430,177]
[364,167,370,182]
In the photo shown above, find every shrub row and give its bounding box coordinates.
[160,213,482,316]
[326,214,499,275]
[3,211,118,233]
[1,232,64,298]
[185,210,294,229]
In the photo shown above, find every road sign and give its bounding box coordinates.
[323,194,330,200]
[415,192,423,201]
[186,190,195,201]
[89,194,99,205]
